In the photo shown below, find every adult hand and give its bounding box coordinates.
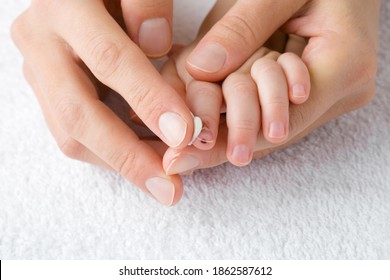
[163,0,381,174]
[11,0,199,206]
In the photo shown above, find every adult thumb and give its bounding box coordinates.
[186,0,307,82]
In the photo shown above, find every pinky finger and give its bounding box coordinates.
[277,52,311,104]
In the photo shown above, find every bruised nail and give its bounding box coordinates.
[197,127,213,144]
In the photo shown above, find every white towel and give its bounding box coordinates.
[1,0,389,259]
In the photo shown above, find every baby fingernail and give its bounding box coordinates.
[139,18,172,57]
[166,154,200,175]
[197,128,213,144]
[159,112,187,148]
[232,145,252,166]
[269,121,286,139]
[145,177,175,206]
[292,84,306,98]
[187,43,227,73]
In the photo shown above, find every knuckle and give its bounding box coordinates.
[58,136,84,160]
[251,57,279,76]
[89,36,125,81]
[128,81,165,121]
[278,51,299,62]
[111,147,141,179]
[266,95,289,107]
[217,14,258,48]
[224,73,255,96]
[54,98,84,136]
[188,80,220,95]
[229,119,258,133]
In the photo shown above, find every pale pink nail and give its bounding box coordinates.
[232,145,252,166]
[269,121,286,139]
[145,177,175,206]
[187,43,227,73]
[292,84,306,98]
[139,18,171,57]
[159,112,187,148]
[197,128,214,144]
[166,154,200,175]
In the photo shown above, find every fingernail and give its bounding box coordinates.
[187,43,227,73]
[139,18,172,57]
[269,121,286,139]
[145,177,175,206]
[197,127,214,144]
[166,154,200,175]
[232,145,252,165]
[159,112,187,148]
[292,84,306,98]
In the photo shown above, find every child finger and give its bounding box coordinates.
[251,57,289,144]
[277,52,311,104]
[223,73,260,166]
[186,80,223,150]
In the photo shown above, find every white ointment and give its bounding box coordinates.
[188,116,203,146]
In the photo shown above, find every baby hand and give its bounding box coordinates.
[161,40,310,166]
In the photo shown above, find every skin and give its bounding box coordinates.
[11,0,381,205]
[162,0,381,175]
[11,0,196,206]
[161,42,311,167]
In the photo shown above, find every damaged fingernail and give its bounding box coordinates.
[197,127,213,144]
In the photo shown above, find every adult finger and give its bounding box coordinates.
[18,32,183,206]
[23,63,112,169]
[50,0,195,149]
[186,0,308,81]
[121,0,173,57]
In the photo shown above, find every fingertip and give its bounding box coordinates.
[139,17,173,58]
[228,144,253,167]
[169,175,184,206]
[265,121,289,144]
[145,175,183,207]
[290,84,309,104]
[192,127,216,150]
[186,43,228,80]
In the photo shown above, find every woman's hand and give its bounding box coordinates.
[162,0,381,174]
[11,0,201,206]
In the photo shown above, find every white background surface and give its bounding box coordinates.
[1,0,389,259]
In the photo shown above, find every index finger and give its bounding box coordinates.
[50,0,196,149]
